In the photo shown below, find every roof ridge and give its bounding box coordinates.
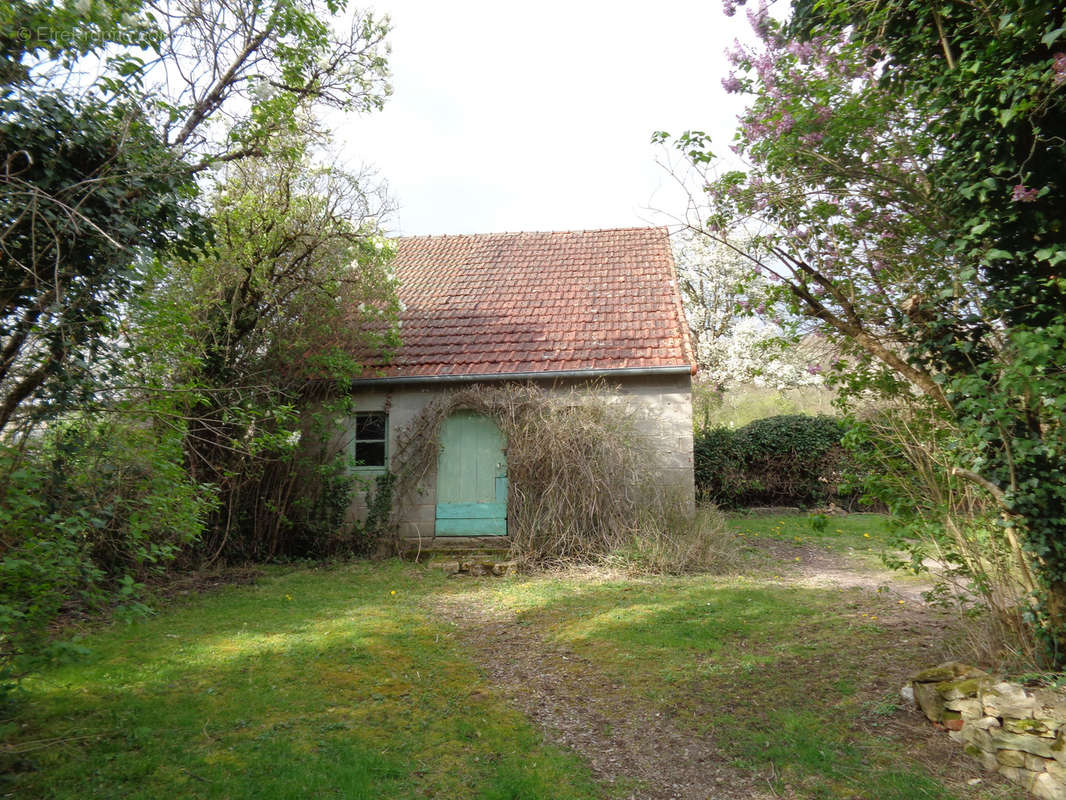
[393,225,668,240]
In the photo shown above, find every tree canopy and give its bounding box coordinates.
[1,0,391,433]
[661,0,1066,663]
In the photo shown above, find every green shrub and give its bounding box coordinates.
[808,513,830,532]
[216,401,372,563]
[276,461,391,560]
[694,414,859,509]
[0,418,211,698]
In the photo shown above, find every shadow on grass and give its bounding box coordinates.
[449,572,984,800]
[7,560,994,800]
[5,561,603,800]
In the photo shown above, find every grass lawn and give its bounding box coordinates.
[2,514,1013,799]
[728,511,894,561]
[3,563,599,800]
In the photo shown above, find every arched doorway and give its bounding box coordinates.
[435,411,507,536]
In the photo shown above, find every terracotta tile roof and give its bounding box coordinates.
[367,227,696,379]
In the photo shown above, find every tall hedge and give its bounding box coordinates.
[694,414,856,508]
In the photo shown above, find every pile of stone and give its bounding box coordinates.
[433,559,517,577]
[910,662,1066,799]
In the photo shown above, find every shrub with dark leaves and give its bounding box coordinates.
[694,414,859,508]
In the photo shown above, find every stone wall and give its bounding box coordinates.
[911,662,1066,799]
[345,372,695,540]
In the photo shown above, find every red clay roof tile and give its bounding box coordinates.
[367,227,695,379]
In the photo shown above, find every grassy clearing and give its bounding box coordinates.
[3,562,599,800]
[3,515,1013,799]
[692,384,838,429]
[462,575,954,798]
[726,512,933,594]
[450,515,1012,799]
[728,511,892,560]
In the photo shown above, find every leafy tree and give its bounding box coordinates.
[2,75,199,434]
[1,0,391,434]
[1,0,393,690]
[660,1,1066,662]
[147,142,399,562]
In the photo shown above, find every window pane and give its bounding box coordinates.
[355,441,386,467]
[356,412,386,440]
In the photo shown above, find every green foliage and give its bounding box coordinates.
[665,0,1066,664]
[0,0,397,697]
[284,453,360,557]
[253,434,390,563]
[0,0,156,87]
[694,414,856,508]
[188,397,348,564]
[156,146,398,564]
[2,0,392,434]
[788,0,1066,664]
[0,456,97,697]
[0,90,201,431]
[360,471,396,554]
[44,419,211,573]
[0,418,211,697]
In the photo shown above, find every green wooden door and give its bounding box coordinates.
[435,412,507,536]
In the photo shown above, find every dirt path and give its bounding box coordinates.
[431,544,958,800]
[433,592,776,800]
[756,536,933,603]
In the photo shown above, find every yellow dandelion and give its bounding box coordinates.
[390,590,396,596]
[863,533,871,538]
[285,594,292,601]
[898,600,906,604]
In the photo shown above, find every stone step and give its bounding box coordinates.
[399,536,510,561]
[398,537,517,576]
[430,558,518,577]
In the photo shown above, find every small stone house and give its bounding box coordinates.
[346,226,697,546]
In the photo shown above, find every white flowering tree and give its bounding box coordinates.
[676,233,824,388]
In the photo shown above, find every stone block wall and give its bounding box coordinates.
[911,662,1066,799]
[345,372,696,539]
[599,372,696,511]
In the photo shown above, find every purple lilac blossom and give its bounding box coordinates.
[722,0,747,17]
[787,40,813,63]
[746,0,771,40]
[1011,184,1039,203]
[1053,52,1066,86]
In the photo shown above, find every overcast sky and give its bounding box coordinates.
[336,0,748,237]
